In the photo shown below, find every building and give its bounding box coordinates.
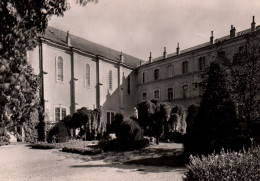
[27,26,143,124]
[27,17,259,124]
[136,16,259,108]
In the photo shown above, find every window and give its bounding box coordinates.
[142,92,147,101]
[217,51,226,59]
[168,87,174,101]
[109,70,112,90]
[182,61,188,74]
[182,85,188,98]
[127,75,131,94]
[56,56,63,82]
[154,69,159,81]
[142,72,146,84]
[167,65,174,78]
[84,63,90,87]
[107,112,115,124]
[154,90,160,100]
[198,57,206,71]
[55,107,66,122]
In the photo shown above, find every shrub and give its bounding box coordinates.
[23,109,39,143]
[62,147,102,155]
[0,127,10,143]
[47,121,70,143]
[184,63,239,156]
[99,118,149,151]
[106,113,124,136]
[70,107,104,140]
[184,146,260,181]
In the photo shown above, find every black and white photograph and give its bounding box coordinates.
[0,0,260,180]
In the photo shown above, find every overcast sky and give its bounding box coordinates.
[49,0,260,61]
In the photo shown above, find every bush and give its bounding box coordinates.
[184,63,239,156]
[106,113,124,136]
[47,121,70,143]
[62,147,102,155]
[30,143,56,149]
[184,146,260,181]
[23,109,39,143]
[0,127,10,143]
[99,118,149,151]
[118,118,143,142]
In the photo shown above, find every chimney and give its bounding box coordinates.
[163,47,167,59]
[251,16,256,31]
[210,31,214,45]
[120,52,124,63]
[230,25,236,38]
[66,31,71,46]
[149,52,152,63]
[140,61,142,66]
[176,42,180,55]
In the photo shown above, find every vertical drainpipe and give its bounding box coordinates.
[96,55,100,109]
[70,49,76,114]
[38,38,45,112]
[118,62,121,112]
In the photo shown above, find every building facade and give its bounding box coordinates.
[27,27,142,124]
[27,17,259,124]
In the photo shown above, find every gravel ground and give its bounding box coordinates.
[0,143,186,181]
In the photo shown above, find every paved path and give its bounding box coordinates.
[0,143,186,181]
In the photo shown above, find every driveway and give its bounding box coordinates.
[0,143,186,181]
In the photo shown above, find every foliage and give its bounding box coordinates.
[0,0,96,139]
[137,100,156,133]
[169,104,186,134]
[0,127,10,143]
[117,118,143,142]
[137,100,186,144]
[70,107,103,140]
[99,118,149,151]
[219,33,260,129]
[106,113,124,136]
[185,104,200,135]
[184,146,260,181]
[47,121,69,143]
[62,147,102,155]
[185,62,239,155]
[23,108,39,143]
[0,0,71,136]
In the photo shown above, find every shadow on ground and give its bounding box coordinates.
[70,163,186,174]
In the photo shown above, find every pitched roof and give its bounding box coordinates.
[40,26,144,68]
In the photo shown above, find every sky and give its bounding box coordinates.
[49,0,260,61]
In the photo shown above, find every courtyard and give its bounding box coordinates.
[0,143,186,181]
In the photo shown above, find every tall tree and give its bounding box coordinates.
[185,62,238,155]
[219,33,260,125]
[0,0,96,135]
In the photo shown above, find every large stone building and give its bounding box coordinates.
[27,17,259,124]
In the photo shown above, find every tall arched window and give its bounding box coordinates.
[109,70,112,90]
[56,56,63,82]
[84,63,90,87]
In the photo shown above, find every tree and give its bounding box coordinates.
[185,62,238,155]
[70,107,103,140]
[0,0,96,138]
[220,33,260,127]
